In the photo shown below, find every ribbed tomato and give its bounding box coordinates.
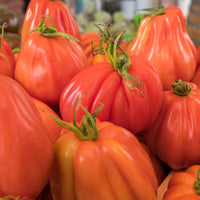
[0,75,53,199]
[163,165,200,200]
[50,104,158,200]
[15,17,89,107]
[127,6,197,90]
[60,54,163,134]
[143,80,200,169]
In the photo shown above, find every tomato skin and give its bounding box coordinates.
[21,0,81,44]
[50,120,158,200]
[92,54,109,65]
[127,6,197,90]
[163,165,200,200]
[15,32,89,107]
[0,37,15,77]
[31,97,62,144]
[141,143,167,186]
[60,55,163,134]
[0,75,53,199]
[81,32,101,65]
[143,82,200,169]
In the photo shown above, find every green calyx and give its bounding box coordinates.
[95,24,144,94]
[134,5,166,18]
[30,16,80,42]
[46,97,103,141]
[12,47,21,54]
[193,169,200,195]
[171,79,192,96]
[133,6,166,25]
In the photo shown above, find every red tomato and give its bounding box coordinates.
[141,143,168,186]
[15,22,89,107]
[127,6,197,90]
[163,165,200,200]
[50,118,158,200]
[21,0,81,44]
[0,75,53,199]
[143,80,200,169]
[81,32,101,65]
[0,37,15,77]
[59,55,163,134]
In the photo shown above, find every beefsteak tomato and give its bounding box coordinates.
[21,0,81,44]
[143,80,200,169]
[127,6,197,90]
[163,165,200,200]
[50,102,158,200]
[60,46,163,134]
[15,17,89,107]
[0,75,53,199]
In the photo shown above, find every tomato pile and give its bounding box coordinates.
[0,0,200,199]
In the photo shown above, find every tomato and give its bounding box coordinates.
[50,104,158,200]
[15,17,89,107]
[141,143,168,186]
[0,75,53,199]
[127,6,197,90]
[143,80,200,169]
[31,97,62,144]
[0,37,15,77]
[163,165,200,200]
[91,54,109,65]
[60,54,163,134]
[81,32,101,65]
[21,0,81,44]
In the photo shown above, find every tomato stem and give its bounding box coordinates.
[193,169,200,195]
[44,97,103,140]
[95,24,144,94]
[171,79,192,96]
[134,6,166,19]
[30,15,80,42]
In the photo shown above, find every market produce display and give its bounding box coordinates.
[0,0,200,199]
